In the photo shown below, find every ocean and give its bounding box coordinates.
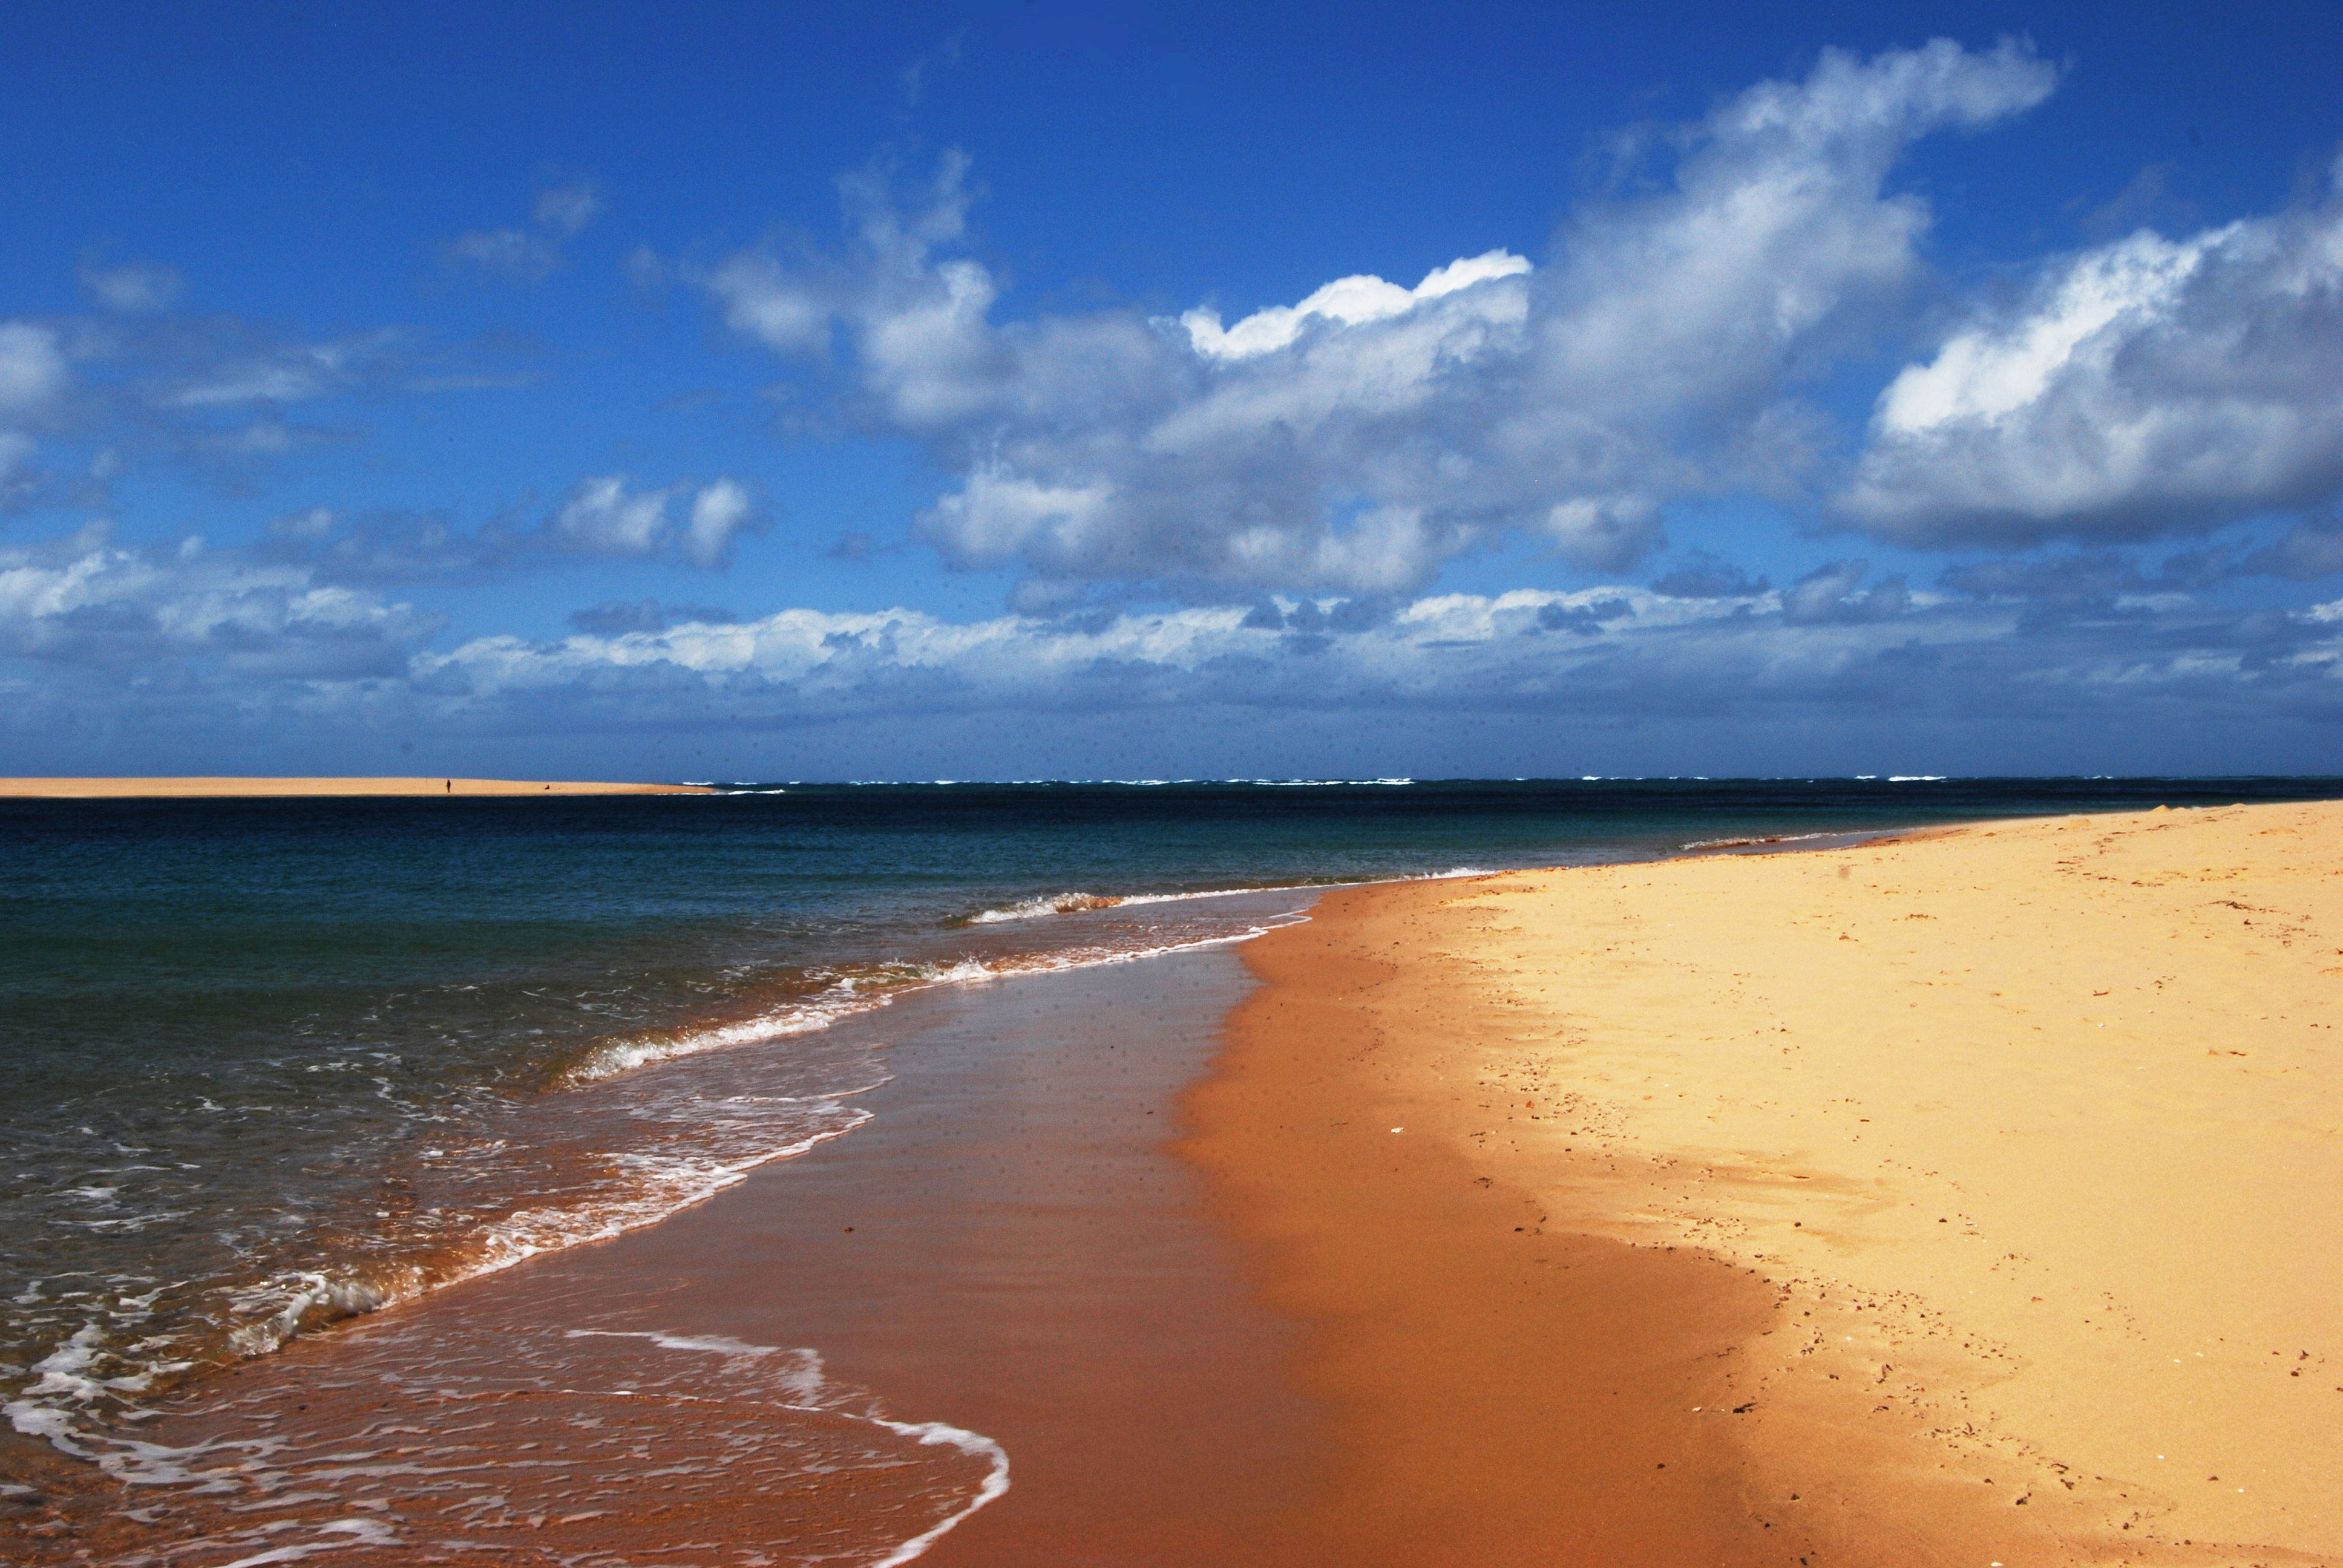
[4,777,2338,1563]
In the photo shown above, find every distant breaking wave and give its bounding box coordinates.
[1677,830,1844,852]
[957,866,1493,927]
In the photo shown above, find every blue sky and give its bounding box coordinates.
[5,1,2342,780]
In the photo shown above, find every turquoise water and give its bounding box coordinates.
[4,777,2338,1459]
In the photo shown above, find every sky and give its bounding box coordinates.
[5,1,2343,781]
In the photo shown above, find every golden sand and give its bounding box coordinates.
[0,776,710,797]
[1187,799,2343,1565]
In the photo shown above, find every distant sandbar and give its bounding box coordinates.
[0,777,713,799]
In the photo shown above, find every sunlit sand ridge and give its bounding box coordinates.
[1192,799,2343,1565]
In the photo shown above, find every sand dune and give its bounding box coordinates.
[0,777,711,798]
[1192,800,2343,1564]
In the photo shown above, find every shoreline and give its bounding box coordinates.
[8,953,1322,1566]
[11,796,2340,1561]
[1179,887,1792,1564]
[0,886,1322,1495]
[1182,799,2343,1563]
[0,776,711,797]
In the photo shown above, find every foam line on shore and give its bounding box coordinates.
[559,918,1308,1084]
[4,900,1320,1464]
[957,866,1497,926]
[867,1420,1014,1567]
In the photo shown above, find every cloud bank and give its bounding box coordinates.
[1,535,435,679]
[701,40,2057,595]
[8,528,2338,771]
[7,36,2341,776]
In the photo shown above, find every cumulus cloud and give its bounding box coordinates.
[549,475,760,564]
[258,475,759,583]
[703,41,2056,596]
[1543,496,1667,573]
[0,536,437,679]
[1178,250,1534,360]
[704,250,834,354]
[552,475,672,555]
[684,477,756,567]
[1843,158,2343,544]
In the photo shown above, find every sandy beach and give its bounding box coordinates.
[11,792,2341,1565]
[1182,798,2343,1565]
[0,777,711,797]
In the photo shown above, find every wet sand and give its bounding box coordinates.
[0,776,708,797]
[22,799,2341,1564]
[1181,916,1797,1566]
[1191,800,2343,1565]
[34,952,1322,1566]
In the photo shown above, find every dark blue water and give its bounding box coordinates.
[4,776,2337,1457]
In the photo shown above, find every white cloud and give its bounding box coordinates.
[401,570,2343,749]
[413,586,1764,717]
[551,475,673,555]
[445,185,601,284]
[163,331,403,408]
[0,539,436,678]
[80,258,184,313]
[4,534,2332,764]
[919,469,1118,566]
[0,322,69,416]
[532,181,603,237]
[1543,495,1666,573]
[1843,164,2343,544]
[0,301,513,490]
[705,252,834,354]
[683,478,756,567]
[253,472,759,582]
[1178,250,1533,360]
[537,474,757,564]
[704,41,2054,595]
